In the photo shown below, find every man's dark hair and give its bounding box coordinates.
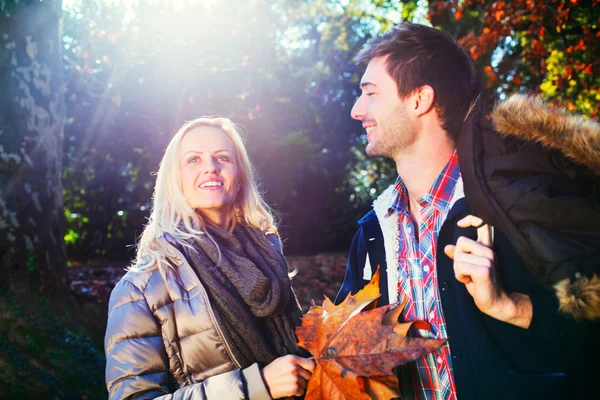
[355,22,478,141]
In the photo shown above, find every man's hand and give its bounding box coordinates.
[443,215,532,329]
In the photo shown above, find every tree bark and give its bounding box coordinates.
[0,0,67,294]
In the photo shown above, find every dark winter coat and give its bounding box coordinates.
[459,94,600,320]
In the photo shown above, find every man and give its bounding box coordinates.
[336,22,599,399]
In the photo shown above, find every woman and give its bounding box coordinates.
[104,117,315,399]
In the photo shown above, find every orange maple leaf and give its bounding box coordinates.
[296,268,447,400]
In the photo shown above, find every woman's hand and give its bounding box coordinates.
[261,355,315,399]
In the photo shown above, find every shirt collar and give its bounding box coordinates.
[386,175,410,218]
[385,150,460,217]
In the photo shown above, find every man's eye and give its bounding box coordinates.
[366,93,376,97]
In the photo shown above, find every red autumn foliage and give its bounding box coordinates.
[428,0,599,117]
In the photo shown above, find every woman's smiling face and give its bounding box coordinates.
[179,126,239,227]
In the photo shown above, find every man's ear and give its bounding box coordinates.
[412,85,435,117]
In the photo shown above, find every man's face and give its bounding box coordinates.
[351,56,417,158]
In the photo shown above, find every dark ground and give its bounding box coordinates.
[0,254,348,399]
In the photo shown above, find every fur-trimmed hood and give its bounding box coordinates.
[486,95,600,320]
[491,95,600,175]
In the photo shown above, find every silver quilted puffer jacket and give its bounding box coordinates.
[104,235,272,399]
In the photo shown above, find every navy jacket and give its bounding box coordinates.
[336,198,599,400]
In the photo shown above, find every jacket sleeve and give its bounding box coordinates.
[478,229,600,387]
[335,227,366,304]
[105,278,272,400]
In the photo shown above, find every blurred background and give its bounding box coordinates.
[0,0,598,398]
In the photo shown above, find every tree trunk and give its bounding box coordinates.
[0,0,67,294]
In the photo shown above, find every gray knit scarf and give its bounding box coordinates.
[185,223,303,369]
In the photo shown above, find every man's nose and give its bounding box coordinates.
[351,95,366,120]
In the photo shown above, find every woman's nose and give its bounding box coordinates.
[201,158,219,174]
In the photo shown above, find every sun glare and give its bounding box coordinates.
[63,0,221,12]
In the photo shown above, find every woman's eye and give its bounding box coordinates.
[366,93,375,97]
[187,156,199,164]
[217,155,231,162]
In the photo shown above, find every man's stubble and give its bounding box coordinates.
[366,102,417,160]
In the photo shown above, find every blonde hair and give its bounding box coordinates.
[129,117,277,272]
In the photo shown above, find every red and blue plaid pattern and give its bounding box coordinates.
[385,151,461,400]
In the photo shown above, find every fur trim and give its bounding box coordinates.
[449,175,464,210]
[491,95,600,175]
[555,274,600,320]
[373,186,400,304]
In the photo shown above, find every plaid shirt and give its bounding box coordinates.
[385,151,461,400]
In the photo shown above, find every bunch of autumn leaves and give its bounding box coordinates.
[295,269,445,400]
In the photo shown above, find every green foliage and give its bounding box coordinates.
[345,137,397,204]
[59,0,410,256]
[25,252,36,274]
[59,0,598,259]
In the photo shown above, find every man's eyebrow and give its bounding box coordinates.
[360,82,377,89]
